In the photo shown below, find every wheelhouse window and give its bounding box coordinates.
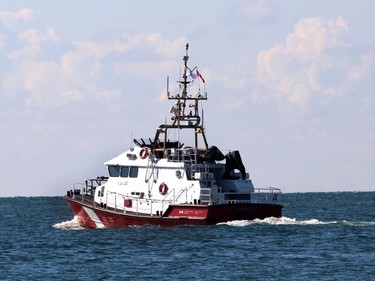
[129,166,138,178]
[120,166,129,177]
[110,165,138,178]
[108,165,120,177]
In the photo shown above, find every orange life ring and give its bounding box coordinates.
[159,183,168,195]
[139,148,149,159]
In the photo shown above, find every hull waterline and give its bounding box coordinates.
[65,196,283,228]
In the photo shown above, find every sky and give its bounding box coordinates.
[1,1,375,197]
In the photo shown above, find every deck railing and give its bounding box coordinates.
[252,187,281,203]
[254,187,281,193]
[69,183,281,214]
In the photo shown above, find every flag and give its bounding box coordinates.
[196,70,205,83]
[189,70,197,79]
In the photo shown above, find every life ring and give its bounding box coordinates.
[139,148,149,159]
[159,183,168,195]
[124,198,132,207]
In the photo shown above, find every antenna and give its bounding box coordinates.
[157,43,209,152]
[202,109,204,128]
[167,76,169,97]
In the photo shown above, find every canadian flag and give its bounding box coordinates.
[196,70,205,83]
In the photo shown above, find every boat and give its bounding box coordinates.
[64,44,283,228]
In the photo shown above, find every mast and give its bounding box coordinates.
[153,43,208,158]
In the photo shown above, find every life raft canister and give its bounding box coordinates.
[139,148,149,159]
[124,198,132,207]
[159,182,168,195]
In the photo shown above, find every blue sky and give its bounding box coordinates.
[1,1,374,196]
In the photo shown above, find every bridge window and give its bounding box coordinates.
[129,166,138,178]
[108,165,120,177]
[120,166,129,177]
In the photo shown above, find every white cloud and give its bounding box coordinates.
[234,0,274,23]
[347,50,375,84]
[7,28,59,63]
[0,8,38,30]
[2,26,186,107]
[253,16,375,112]
[286,17,348,57]
[19,27,59,44]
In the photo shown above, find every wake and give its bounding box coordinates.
[53,216,85,230]
[217,217,368,227]
[219,217,375,227]
[52,216,375,229]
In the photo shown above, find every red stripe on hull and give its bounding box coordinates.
[65,196,282,228]
[166,203,282,224]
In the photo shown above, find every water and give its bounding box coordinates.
[1,192,374,280]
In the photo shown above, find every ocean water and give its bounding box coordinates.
[0,192,374,280]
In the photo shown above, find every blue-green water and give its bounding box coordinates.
[1,192,374,280]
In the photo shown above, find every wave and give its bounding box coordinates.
[341,221,375,227]
[52,216,375,229]
[219,217,375,227]
[53,216,85,230]
[218,217,337,227]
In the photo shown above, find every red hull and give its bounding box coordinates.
[65,196,283,228]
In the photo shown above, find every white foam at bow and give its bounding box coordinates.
[53,216,85,230]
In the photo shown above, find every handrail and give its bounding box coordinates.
[254,187,281,193]
[160,184,193,214]
[252,187,281,204]
[166,147,201,163]
[161,188,176,214]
